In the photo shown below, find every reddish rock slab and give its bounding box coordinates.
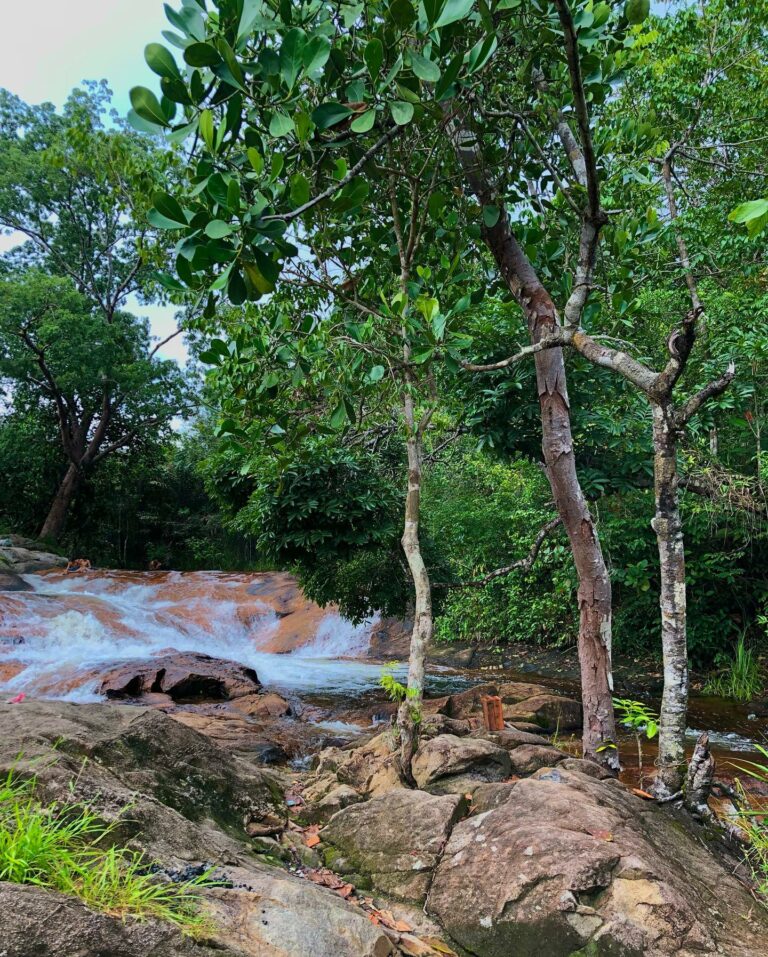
[98,652,261,702]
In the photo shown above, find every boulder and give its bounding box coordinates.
[334,731,405,797]
[0,570,32,591]
[322,789,466,902]
[427,767,768,957]
[98,652,261,701]
[0,536,68,573]
[0,699,285,863]
[412,734,511,790]
[507,743,565,775]
[482,728,551,750]
[205,866,395,957]
[0,882,246,957]
[230,691,291,717]
[442,682,499,720]
[504,692,582,732]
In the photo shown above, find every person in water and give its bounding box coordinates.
[65,558,91,573]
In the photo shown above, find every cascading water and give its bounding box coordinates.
[0,569,400,701]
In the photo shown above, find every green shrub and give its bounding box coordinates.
[703,633,763,701]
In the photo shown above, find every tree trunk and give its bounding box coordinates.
[398,416,432,783]
[651,403,688,797]
[447,120,618,770]
[39,462,81,543]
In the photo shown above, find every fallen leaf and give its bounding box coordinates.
[399,934,438,956]
[631,788,655,800]
[422,938,459,956]
[304,833,320,847]
[394,919,413,933]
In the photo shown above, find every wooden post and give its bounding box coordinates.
[481,695,505,732]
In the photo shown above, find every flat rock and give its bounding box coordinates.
[481,728,551,750]
[206,865,395,957]
[0,882,246,957]
[303,783,364,824]
[98,652,261,701]
[442,683,499,720]
[322,789,466,902]
[412,734,511,789]
[427,767,768,957]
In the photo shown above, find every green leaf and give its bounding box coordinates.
[289,172,310,206]
[144,43,180,79]
[424,0,446,26]
[269,111,295,137]
[350,109,376,133]
[280,27,306,89]
[330,401,349,429]
[364,38,384,80]
[388,0,416,29]
[312,102,353,129]
[205,219,234,238]
[483,204,500,227]
[409,50,440,83]
[466,33,497,74]
[333,177,370,212]
[389,100,414,125]
[152,191,187,225]
[148,208,187,230]
[247,147,264,173]
[302,34,331,77]
[129,87,169,127]
[183,42,221,67]
[369,365,386,382]
[625,0,650,25]
[199,109,215,151]
[729,199,768,238]
[434,51,464,100]
[435,0,474,27]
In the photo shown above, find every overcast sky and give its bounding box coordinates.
[0,0,187,363]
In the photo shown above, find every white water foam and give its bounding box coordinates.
[0,571,397,700]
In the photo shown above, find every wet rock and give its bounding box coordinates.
[0,570,32,591]
[503,692,582,732]
[0,882,245,957]
[98,652,261,702]
[427,767,768,957]
[412,734,511,790]
[322,790,467,903]
[560,757,617,780]
[205,865,396,957]
[229,691,292,718]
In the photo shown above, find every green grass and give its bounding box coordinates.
[703,634,763,702]
[0,769,212,931]
[732,744,768,900]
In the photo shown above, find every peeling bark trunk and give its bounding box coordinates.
[651,404,688,797]
[39,462,81,543]
[398,420,432,782]
[448,116,617,771]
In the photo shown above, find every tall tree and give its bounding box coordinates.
[0,86,188,540]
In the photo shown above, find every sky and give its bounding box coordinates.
[0,0,187,363]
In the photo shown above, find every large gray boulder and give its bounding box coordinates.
[322,789,466,902]
[426,766,768,957]
[0,535,68,573]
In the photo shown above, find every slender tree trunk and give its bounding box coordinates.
[448,120,618,770]
[39,462,81,543]
[398,401,432,782]
[651,403,688,797]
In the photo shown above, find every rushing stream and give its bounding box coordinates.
[0,569,765,783]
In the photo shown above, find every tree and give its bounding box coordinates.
[0,86,188,541]
[0,271,188,541]
[131,0,627,770]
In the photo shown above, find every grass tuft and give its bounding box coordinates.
[731,744,768,901]
[0,769,212,932]
[703,633,763,702]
